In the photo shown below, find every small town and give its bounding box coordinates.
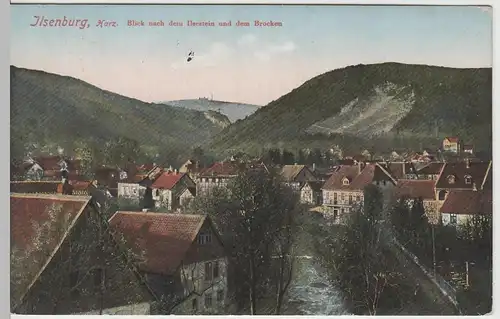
[10,3,493,317]
[10,136,492,315]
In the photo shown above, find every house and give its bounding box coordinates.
[279,165,317,190]
[179,159,203,177]
[321,162,397,223]
[109,212,229,315]
[196,161,242,197]
[10,193,153,315]
[299,181,323,206]
[24,162,45,181]
[462,144,474,155]
[393,180,440,223]
[442,137,460,153]
[435,159,491,201]
[439,190,492,227]
[118,166,163,205]
[143,171,196,211]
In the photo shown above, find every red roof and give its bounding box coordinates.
[151,172,185,190]
[322,164,394,191]
[439,190,492,215]
[394,180,436,200]
[10,194,91,305]
[108,212,207,275]
[444,137,460,143]
[435,161,491,190]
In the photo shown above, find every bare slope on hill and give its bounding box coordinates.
[210,62,492,153]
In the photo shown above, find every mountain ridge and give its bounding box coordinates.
[210,62,492,154]
[10,65,230,161]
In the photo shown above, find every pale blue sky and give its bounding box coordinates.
[11,5,492,105]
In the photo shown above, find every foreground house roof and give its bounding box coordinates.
[109,212,209,275]
[394,180,436,200]
[439,190,492,215]
[10,193,92,308]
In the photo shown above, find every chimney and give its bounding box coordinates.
[174,169,178,174]
[142,208,148,212]
[358,161,362,174]
[466,158,470,169]
[313,163,316,172]
[402,162,406,175]
[472,182,477,191]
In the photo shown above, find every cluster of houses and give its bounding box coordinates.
[10,136,492,315]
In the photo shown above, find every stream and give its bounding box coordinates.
[283,258,351,315]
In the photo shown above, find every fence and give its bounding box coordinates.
[392,237,462,314]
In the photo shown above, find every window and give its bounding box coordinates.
[450,214,457,225]
[204,293,213,308]
[356,195,360,202]
[198,232,212,245]
[342,177,350,185]
[348,195,352,205]
[447,175,456,184]
[464,175,472,185]
[156,189,160,196]
[333,209,339,221]
[217,289,224,302]
[205,262,213,281]
[341,193,346,201]
[192,298,198,312]
[213,261,220,279]
[333,193,338,205]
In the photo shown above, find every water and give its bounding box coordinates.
[284,259,351,315]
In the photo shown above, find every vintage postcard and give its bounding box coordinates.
[10,2,493,316]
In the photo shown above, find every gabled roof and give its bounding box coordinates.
[322,163,396,191]
[439,190,492,215]
[394,180,436,200]
[444,137,460,143]
[10,193,91,308]
[151,172,186,190]
[435,161,491,190]
[108,212,209,275]
[280,165,307,182]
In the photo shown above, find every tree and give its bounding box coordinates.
[315,185,409,315]
[188,168,301,314]
[282,149,295,165]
